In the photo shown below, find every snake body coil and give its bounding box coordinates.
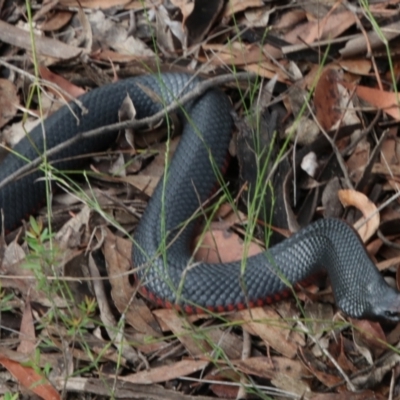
[1,73,400,321]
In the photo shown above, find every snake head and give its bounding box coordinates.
[363,286,400,322]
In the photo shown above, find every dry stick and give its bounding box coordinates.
[346,3,384,91]
[352,126,388,186]
[307,97,394,231]
[281,34,358,56]
[100,190,143,219]
[177,376,300,399]
[296,320,356,392]
[325,343,400,392]
[236,330,251,400]
[340,110,381,157]
[389,367,395,400]
[377,230,400,251]
[359,188,400,230]
[0,72,256,191]
[88,252,139,363]
[349,128,389,231]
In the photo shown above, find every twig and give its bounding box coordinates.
[377,230,400,251]
[177,376,301,399]
[0,72,256,190]
[340,111,381,156]
[296,320,356,391]
[236,330,251,400]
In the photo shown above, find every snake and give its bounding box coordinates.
[1,73,400,321]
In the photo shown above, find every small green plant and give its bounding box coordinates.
[4,392,19,400]
[23,216,56,293]
[0,283,14,312]
[65,296,97,336]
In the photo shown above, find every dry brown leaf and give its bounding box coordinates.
[371,0,400,9]
[338,59,371,75]
[352,320,389,356]
[0,79,19,129]
[201,43,261,64]
[159,313,244,359]
[59,0,132,7]
[229,307,303,359]
[372,162,400,176]
[244,62,290,83]
[335,336,357,373]
[123,174,159,197]
[170,0,194,19]
[303,10,356,43]
[193,203,267,264]
[39,10,73,31]
[153,309,212,356]
[223,0,264,18]
[338,189,379,242]
[54,206,90,249]
[314,68,342,131]
[242,6,272,28]
[274,9,306,30]
[155,5,180,52]
[204,328,243,360]
[88,249,139,363]
[3,118,40,147]
[234,356,308,380]
[380,134,399,165]
[118,94,137,151]
[366,237,383,259]
[90,49,145,62]
[346,141,370,184]
[124,0,159,9]
[341,80,400,121]
[322,178,344,219]
[311,391,386,400]
[340,19,400,58]
[31,0,60,22]
[17,302,36,355]
[195,224,263,263]
[1,241,67,308]
[76,6,92,52]
[102,228,162,337]
[299,348,343,388]
[123,137,179,196]
[119,359,209,384]
[88,10,155,57]
[209,379,240,399]
[201,43,289,82]
[377,255,400,272]
[213,202,244,223]
[283,8,355,46]
[272,375,312,398]
[204,369,242,397]
[0,356,61,400]
[0,20,81,60]
[39,66,86,99]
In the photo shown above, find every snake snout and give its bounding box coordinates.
[365,288,400,322]
[380,302,400,323]
[383,309,400,322]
